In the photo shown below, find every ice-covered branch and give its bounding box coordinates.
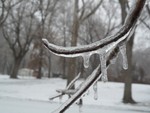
[53,46,120,113]
[42,1,145,57]
[66,73,81,89]
[42,0,146,113]
[49,73,81,100]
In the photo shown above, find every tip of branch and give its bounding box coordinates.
[42,38,48,44]
[42,38,53,52]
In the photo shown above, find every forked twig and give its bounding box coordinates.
[66,73,81,89]
[49,73,81,100]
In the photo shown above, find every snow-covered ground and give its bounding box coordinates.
[0,75,150,113]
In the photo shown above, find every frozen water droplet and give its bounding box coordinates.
[105,42,116,53]
[93,82,97,91]
[59,95,62,103]
[119,44,128,70]
[110,56,117,64]
[79,104,83,113]
[101,75,108,82]
[76,98,83,106]
[100,54,108,82]
[82,53,91,68]
[93,82,98,100]
[86,90,90,95]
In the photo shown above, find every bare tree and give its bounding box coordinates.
[43,0,146,112]
[67,0,103,86]
[0,0,23,27]
[78,1,120,76]
[0,0,10,26]
[119,0,136,103]
[2,1,37,78]
[140,3,150,30]
[0,34,13,74]
[31,0,59,79]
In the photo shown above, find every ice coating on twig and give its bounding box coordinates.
[119,44,128,70]
[66,73,81,89]
[52,65,102,113]
[44,25,134,113]
[42,27,132,58]
[82,53,91,68]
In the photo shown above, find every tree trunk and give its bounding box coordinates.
[37,46,43,79]
[123,35,135,103]
[118,0,135,103]
[48,55,52,78]
[62,57,66,79]
[2,54,7,74]
[10,58,22,79]
[67,0,79,86]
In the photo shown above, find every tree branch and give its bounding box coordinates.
[42,0,145,57]
[42,0,146,113]
[146,4,150,16]
[49,73,80,100]
[53,46,120,113]
[80,0,103,22]
[140,17,150,30]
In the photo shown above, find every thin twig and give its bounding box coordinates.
[49,73,80,100]
[66,72,81,89]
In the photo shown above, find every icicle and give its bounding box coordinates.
[119,44,128,70]
[59,95,62,103]
[93,82,98,100]
[110,56,117,64]
[79,104,83,113]
[86,90,90,95]
[82,53,91,68]
[100,54,108,82]
[105,42,117,53]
